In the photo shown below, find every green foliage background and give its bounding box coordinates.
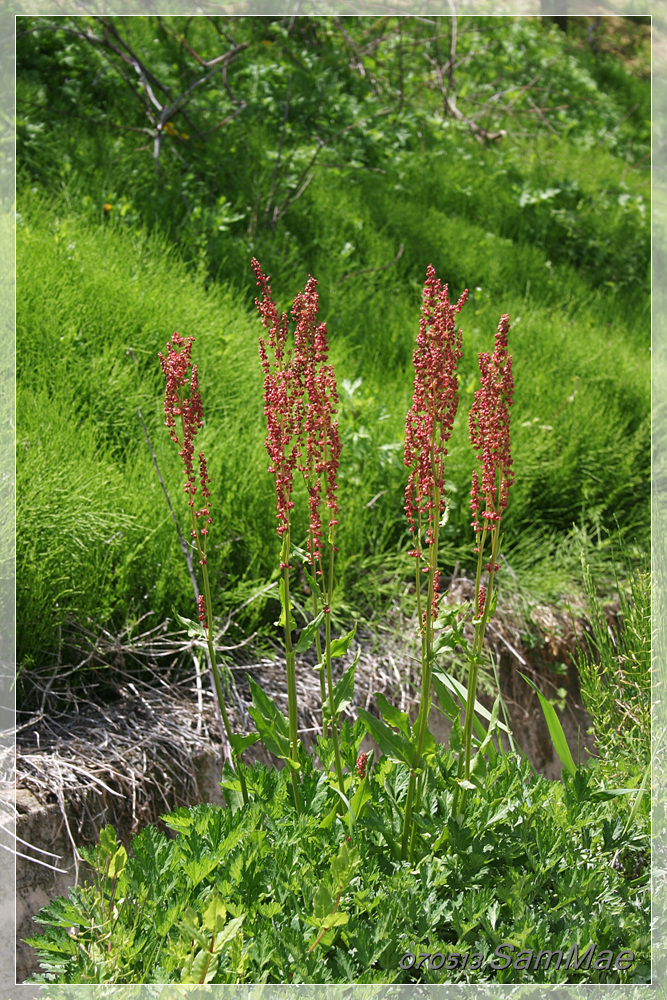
[16,14,650,686]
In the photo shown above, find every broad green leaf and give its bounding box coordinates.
[330,624,357,659]
[470,750,487,787]
[323,653,358,721]
[173,609,208,641]
[375,693,411,738]
[622,761,651,836]
[229,731,260,755]
[350,775,372,821]
[322,911,348,929]
[313,884,334,920]
[213,914,246,951]
[108,846,127,880]
[357,708,414,768]
[477,697,501,757]
[520,672,576,778]
[319,803,338,830]
[432,672,460,720]
[295,611,325,653]
[247,676,298,766]
[184,948,219,984]
[411,707,437,761]
[203,895,227,934]
[331,841,360,889]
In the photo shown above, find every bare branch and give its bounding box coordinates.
[264,74,293,226]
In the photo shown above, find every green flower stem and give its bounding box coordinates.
[189,506,249,808]
[178,397,248,807]
[312,590,327,739]
[456,519,501,816]
[282,535,303,815]
[324,526,345,798]
[402,468,439,859]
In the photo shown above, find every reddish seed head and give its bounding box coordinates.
[404,266,467,543]
[356,752,368,779]
[469,314,515,533]
[252,259,340,563]
[198,595,208,629]
[159,333,212,524]
[477,583,487,617]
[404,266,467,624]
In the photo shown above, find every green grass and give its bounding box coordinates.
[17,174,649,683]
[16,14,650,689]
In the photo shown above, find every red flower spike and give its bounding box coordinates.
[356,752,368,779]
[469,315,515,532]
[198,595,208,630]
[159,334,212,529]
[477,583,487,617]
[404,266,467,614]
[252,259,340,564]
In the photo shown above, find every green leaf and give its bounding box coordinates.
[432,672,460,720]
[331,840,360,889]
[184,948,219,984]
[313,884,334,920]
[173,609,208,641]
[411,707,437,762]
[229,731,260,755]
[295,610,325,653]
[622,761,651,836]
[275,577,297,631]
[99,825,118,857]
[247,676,298,766]
[203,895,227,934]
[350,775,372,822]
[108,846,127,880]
[322,653,358,721]
[520,672,576,777]
[330,623,357,658]
[449,714,462,754]
[434,669,510,735]
[213,913,245,952]
[375,693,411,738]
[356,708,414,767]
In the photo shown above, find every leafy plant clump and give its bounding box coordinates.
[25,253,650,986]
[26,737,649,986]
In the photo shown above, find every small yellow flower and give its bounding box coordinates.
[103,203,113,213]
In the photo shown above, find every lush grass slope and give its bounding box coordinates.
[16,15,650,686]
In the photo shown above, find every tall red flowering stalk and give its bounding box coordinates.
[401,265,467,857]
[290,279,344,777]
[253,259,346,801]
[159,333,248,805]
[253,260,302,809]
[457,313,514,811]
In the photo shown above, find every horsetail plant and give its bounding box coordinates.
[159,332,249,806]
